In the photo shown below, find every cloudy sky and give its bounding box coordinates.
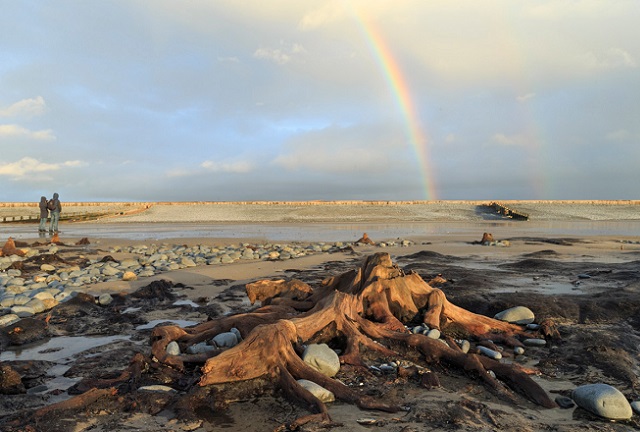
[1,1,639,202]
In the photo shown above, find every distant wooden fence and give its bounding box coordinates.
[489,202,529,221]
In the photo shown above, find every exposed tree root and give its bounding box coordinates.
[172,252,555,425]
[15,252,556,429]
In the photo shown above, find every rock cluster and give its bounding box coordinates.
[2,238,403,326]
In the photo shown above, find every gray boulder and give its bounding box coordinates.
[571,383,632,420]
[212,332,239,348]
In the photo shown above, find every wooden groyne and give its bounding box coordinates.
[0,203,150,224]
[489,202,529,220]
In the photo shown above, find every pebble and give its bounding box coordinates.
[631,400,640,415]
[458,339,471,354]
[138,385,177,393]
[477,346,502,360]
[98,293,114,306]
[571,383,632,420]
[523,338,546,347]
[555,396,575,409]
[426,329,441,339]
[122,271,137,281]
[514,346,525,355]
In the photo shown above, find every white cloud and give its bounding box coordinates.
[517,93,536,102]
[0,96,47,117]
[0,157,84,178]
[492,133,529,146]
[0,124,56,140]
[201,160,253,173]
[253,43,306,65]
[605,129,631,141]
[580,47,637,70]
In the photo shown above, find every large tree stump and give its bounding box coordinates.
[156,252,555,427]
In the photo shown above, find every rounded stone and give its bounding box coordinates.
[426,329,441,339]
[25,298,46,314]
[494,306,535,325]
[523,338,546,347]
[297,379,335,403]
[0,314,20,327]
[514,346,525,355]
[11,305,36,318]
[181,257,196,267]
[98,293,113,306]
[122,271,137,281]
[303,343,340,377]
[571,383,632,420]
[477,346,502,360]
[212,332,239,348]
[166,341,181,356]
[40,264,56,272]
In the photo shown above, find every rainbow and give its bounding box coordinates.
[350,7,438,200]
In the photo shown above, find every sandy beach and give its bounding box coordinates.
[1,202,640,431]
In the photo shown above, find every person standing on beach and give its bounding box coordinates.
[48,192,62,233]
[38,196,49,232]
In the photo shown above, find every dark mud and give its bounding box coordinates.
[1,242,640,431]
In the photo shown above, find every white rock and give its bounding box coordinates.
[139,385,177,393]
[571,383,632,420]
[166,341,181,356]
[297,379,335,403]
[494,306,535,325]
[303,343,340,377]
